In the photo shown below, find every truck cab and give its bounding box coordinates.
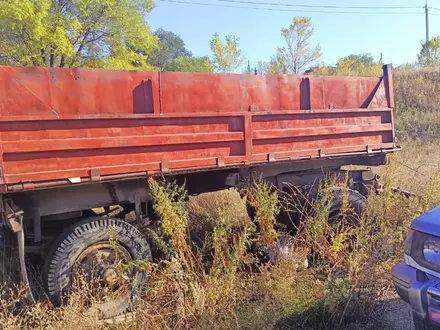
[393,207,440,329]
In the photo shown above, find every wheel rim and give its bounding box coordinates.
[75,242,134,301]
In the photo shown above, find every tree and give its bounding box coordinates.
[267,54,288,74]
[339,53,374,66]
[255,61,266,75]
[312,53,382,77]
[151,28,192,70]
[0,0,157,69]
[167,56,213,73]
[418,37,440,67]
[245,60,251,74]
[276,17,321,74]
[210,34,246,73]
[255,54,287,75]
[335,53,381,75]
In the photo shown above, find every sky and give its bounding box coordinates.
[147,0,440,69]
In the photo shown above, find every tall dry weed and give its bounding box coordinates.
[146,177,254,328]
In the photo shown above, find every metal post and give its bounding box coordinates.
[134,193,142,227]
[383,64,395,109]
[426,1,430,65]
[17,220,36,304]
[426,1,430,43]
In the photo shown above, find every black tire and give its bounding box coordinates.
[277,187,367,232]
[326,188,367,225]
[413,313,440,330]
[43,217,152,318]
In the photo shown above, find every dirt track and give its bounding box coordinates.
[342,294,413,330]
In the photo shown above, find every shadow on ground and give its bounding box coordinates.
[273,296,413,330]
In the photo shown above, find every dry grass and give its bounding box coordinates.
[394,68,440,141]
[394,68,440,114]
[1,159,439,330]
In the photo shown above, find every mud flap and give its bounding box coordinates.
[4,199,35,304]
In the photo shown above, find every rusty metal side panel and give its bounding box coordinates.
[1,116,245,183]
[160,72,386,113]
[309,76,387,110]
[161,72,308,113]
[0,66,389,116]
[160,72,244,113]
[251,109,393,160]
[243,75,304,111]
[0,66,160,116]
[0,66,396,191]
[0,109,395,186]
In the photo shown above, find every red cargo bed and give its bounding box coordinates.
[0,65,396,192]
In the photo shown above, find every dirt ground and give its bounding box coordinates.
[378,298,413,330]
[342,294,413,330]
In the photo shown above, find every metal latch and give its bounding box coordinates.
[90,168,101,182]
[161,161,170,173]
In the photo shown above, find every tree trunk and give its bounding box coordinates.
[49,53,55,67]
[69,30,91,67]
[31,57,39,67]
[41,49,46,66]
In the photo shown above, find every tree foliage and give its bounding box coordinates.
[256,54,287,75]
[312,53,382,77]
[277,17,321,74]
[150,28,192,70]
[0,0,157,69]
[338,53,375,66]
[167,56,213,73]
[418,36,440,67]
[210,33,246,73]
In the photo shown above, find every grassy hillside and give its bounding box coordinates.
[395,68,440,141]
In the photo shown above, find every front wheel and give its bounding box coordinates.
[43,217,152,319]
[413,313,440,330]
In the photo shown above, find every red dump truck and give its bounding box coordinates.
[0,65,397,315]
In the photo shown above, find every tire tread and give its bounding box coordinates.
[43,217,152,313]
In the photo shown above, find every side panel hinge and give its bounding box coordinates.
[90,168,101,182]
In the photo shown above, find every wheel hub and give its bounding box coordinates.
[76,242,133,292]
[103,267,117,285]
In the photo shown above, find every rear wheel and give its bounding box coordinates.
[326,188,367,226]
[413,313,440,330]
[43,217,152,319]
[276,187,367,231]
